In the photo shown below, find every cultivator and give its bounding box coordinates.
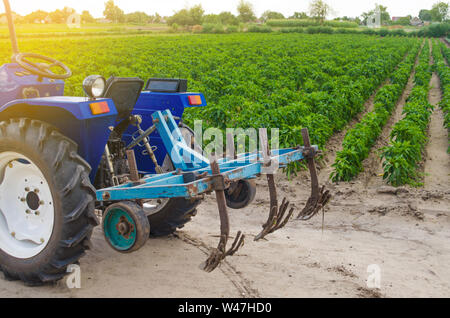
[96,110,331,270]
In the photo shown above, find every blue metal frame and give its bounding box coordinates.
[152,110,209,171]
[96,147,306,201]
[96,109,315,202]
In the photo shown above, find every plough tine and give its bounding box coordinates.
[254,129,294,241]
[202,159,245,273]
[297,128,331,220]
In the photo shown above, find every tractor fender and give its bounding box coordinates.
[0,97,118,181]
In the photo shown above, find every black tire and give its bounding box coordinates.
[147,197,200,237]
[225,179,257,210]
[147,123,202,237]
[0,118,98,286]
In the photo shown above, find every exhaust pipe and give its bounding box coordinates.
[2,0,20,56]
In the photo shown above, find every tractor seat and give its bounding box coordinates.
[103,77,144,121]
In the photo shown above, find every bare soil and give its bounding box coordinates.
[0,170,448,298]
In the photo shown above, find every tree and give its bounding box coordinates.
[24,10,48,23]
[47,7,76,24]
[430,2,449,22]
[260,11,285,22]
[204,12,239,25]
[309,0,331,23]
[419,9,432,21]
[126,11,150,24]
[167,5,205,26]
[167,9,191,26]
[103,0,125,23]
[218,11,239,25]
[49,9,65,23]
[289,12,309,19]
[189,5,205,25]
[237,0,256,23]
[81,10,95,23]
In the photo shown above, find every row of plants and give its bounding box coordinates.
[279,27,450,38]
[331,42,423,181]
[280,26,416,37]
[432,40,450,152]
[380,41,433,186]
[197,24,240,34]
[266,19,359,28]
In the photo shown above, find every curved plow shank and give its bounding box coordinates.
[254,129,295,241]
[255,128,331,241]
[202,160,245,272]
[254,175,294,241]
[203,231,245,273]
[297,185,331,220]
[296,128,331,220]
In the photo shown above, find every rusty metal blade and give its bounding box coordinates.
[202,159,245,272]
[296,128,331,220]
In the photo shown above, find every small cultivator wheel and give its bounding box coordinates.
[225,179,257,210]
[0,118,97,286]
[103,201,150,253]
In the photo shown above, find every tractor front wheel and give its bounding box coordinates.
[0,119,98,285]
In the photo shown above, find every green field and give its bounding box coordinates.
[0,32,425,179]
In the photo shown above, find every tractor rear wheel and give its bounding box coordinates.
[0,119,98,285]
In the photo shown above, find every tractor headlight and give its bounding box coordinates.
[83,75,106,99]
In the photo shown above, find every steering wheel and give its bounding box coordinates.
[15,53,72,80]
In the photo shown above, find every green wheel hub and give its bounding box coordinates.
[103,208,137,251]
[102,201,150,253]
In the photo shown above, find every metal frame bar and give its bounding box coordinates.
[96,109,319,202]
[96,147,308,201]
[152,110,210,171]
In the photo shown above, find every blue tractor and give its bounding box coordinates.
[0,0,330,285]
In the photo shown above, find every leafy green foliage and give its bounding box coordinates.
[380,41,433,186]
[266,19,358,28]
[331,42,421,182]
[432,40,450,152]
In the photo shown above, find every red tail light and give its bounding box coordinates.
[90,101,110,115]
[188,95,202,105]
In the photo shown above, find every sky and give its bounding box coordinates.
[5,0,438,19]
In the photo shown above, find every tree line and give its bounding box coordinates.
[2,0,448,26]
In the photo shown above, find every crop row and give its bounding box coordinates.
[266,19,358,29]
[432,40,450,152]
[380,41,433,186]
[330,42,422,182]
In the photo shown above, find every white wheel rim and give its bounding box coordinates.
[0,152,55,259]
